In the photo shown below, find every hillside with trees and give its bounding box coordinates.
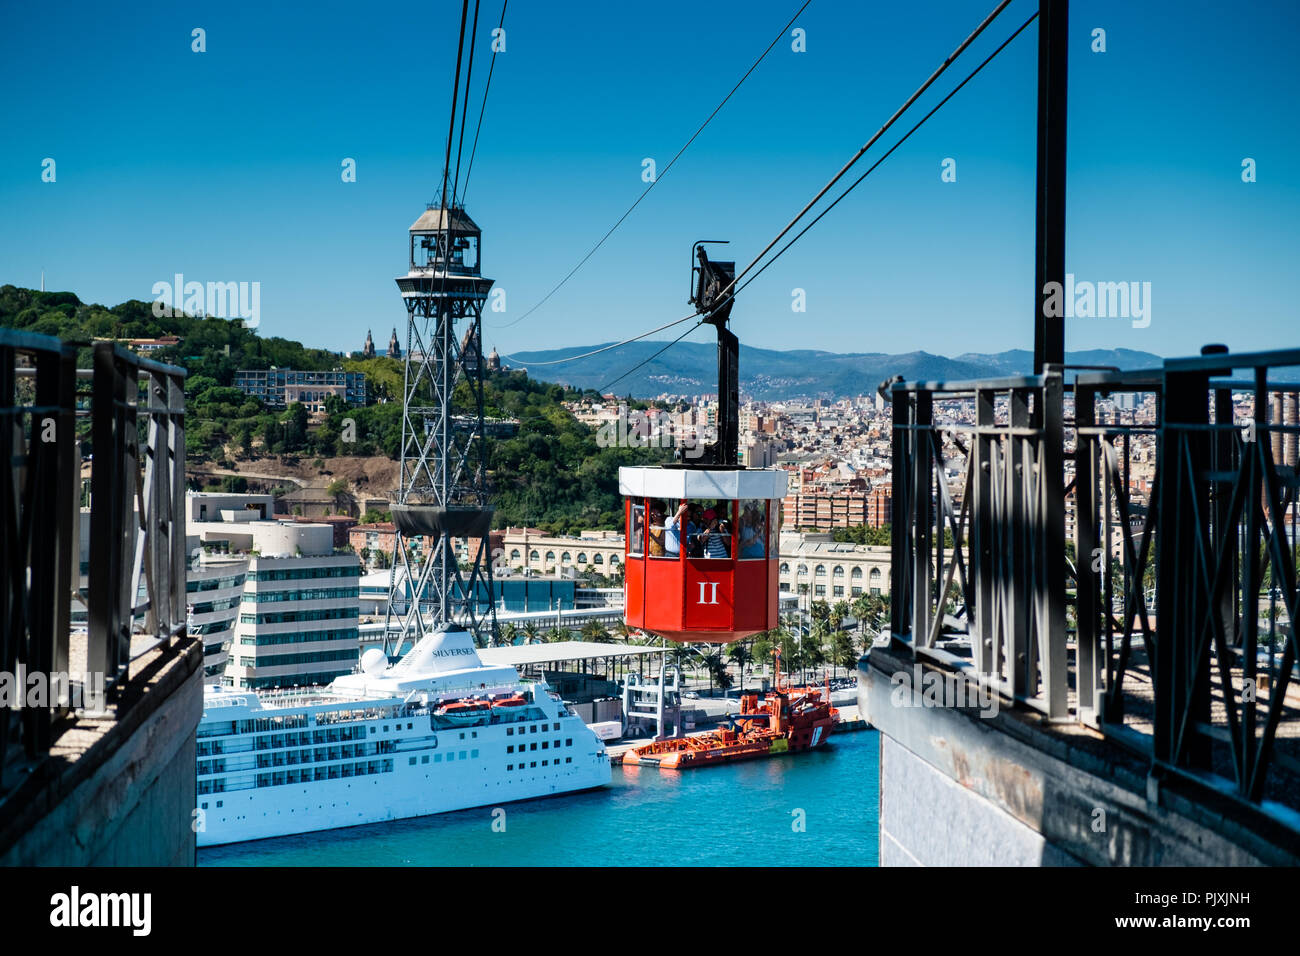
[0,284,664,533]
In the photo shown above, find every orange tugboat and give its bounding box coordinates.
[621,653,837,769]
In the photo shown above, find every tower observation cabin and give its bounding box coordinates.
[620,242,788,644]
[396,205,491,311]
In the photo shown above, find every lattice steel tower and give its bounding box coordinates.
[384,204,498,651]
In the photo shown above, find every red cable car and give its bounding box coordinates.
[620,242,789,644]
[621,466,787,643]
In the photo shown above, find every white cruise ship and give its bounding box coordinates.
[195,627,611,847]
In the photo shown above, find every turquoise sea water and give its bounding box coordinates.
[199,729,880,867]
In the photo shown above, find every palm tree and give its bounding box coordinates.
[581,619,613,643]
[544,625,565,643]
[726,641,753,691]
[829,628,857,678]
[710,654,734,695]
[809,599,831,627]
[698,649,724,697]
[832,599,851,631]
[852,593,890,648]
[522,621,541,644]
[498,622,519,646]
[804,619,830,683]
[851,592,873,628]
[751,628,776,680]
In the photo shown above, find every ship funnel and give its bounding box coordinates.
[392,626,484,674]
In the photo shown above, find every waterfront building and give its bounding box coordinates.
[187,553,250,677]
[777,530,890,600]
[487,527,625,577]
[188,493,361,690]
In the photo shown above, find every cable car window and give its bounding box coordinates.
[686,500,732,559]
[628,503,645,557]
[648,499,683,559]
[769,500,781,555]
[738,500,768,559]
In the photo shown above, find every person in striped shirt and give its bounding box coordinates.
[700,511,731,559]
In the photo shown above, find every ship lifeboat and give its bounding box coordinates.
[490,694,528,711]
[620,465,787,644]
[435,699,491,722]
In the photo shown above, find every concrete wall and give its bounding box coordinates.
[879,735,1083,866]
[0,640,203,866]
[861,644,1300,867]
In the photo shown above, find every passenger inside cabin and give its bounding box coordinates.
[684,503,705,557]
[629,503,646,556]
[687,501,730,559]
[648,501,667,556]
[659,500,691,558]
[739,502,766,559]
[700,511,731,559]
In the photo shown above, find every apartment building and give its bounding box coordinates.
[187,493,361,690]
[186,553,249,677]
[233,368,367,412]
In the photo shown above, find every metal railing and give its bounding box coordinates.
[1,330,78,784]
[889,346,1300,824]
[891,368,1069,717]
[1,334,188,791]
[88,342,189,687]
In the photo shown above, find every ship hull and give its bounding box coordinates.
[621,720,834,770]
[199,753,610,847]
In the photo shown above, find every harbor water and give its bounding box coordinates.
[199,729,880,867]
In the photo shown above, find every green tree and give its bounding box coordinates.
[280,402,309,452]
[726,641,753,690]
[831,599,851,630]
[830,629,858,677]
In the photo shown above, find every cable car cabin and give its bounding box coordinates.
[620,466,787,644]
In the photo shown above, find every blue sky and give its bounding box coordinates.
[2,0,1297,360]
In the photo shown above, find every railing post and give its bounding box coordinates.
[52,345,76,699]
[1075,380,1102,722]
[890,385,912,643]
[1038,367,1068,718]
[971,386,995,674]
[1007,387,1031,698]
[88,342,133,688]
[913,388,933,648]
[1156,362,1214,771]
[169,369,188,643]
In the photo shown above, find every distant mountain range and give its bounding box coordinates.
[504,342,1164,400]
